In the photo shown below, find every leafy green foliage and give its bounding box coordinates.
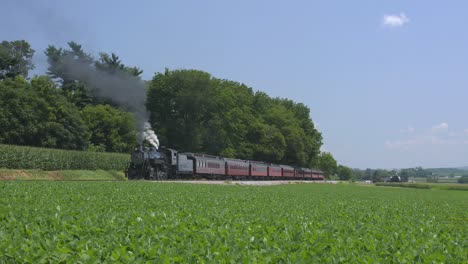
[372,169,390,183]
[0,40,34,79]
[95,52,143,77]
[3,40,325,165]
[315,152,337,178]
[337,165,354,181]
[81,105,137,153]
[45,42,144,109]
[0,144,129,170]
[354,167,439,182]
[0,76,89,150]
[147,69,322,167]
[0,183,466,262]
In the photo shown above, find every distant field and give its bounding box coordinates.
[413,177,459,183]
[0,182,466,263]
[375,182,468,191]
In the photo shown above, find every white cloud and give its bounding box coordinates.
[432,122,448,132]
[385,123,468,150]
[382,13,410,28]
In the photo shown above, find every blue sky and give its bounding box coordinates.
[2,0,468,169]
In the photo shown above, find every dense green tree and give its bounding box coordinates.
[45,41,94,84]
[147,69,322,167]
[372,170,390,183]
[0,40,35,80]
[275,99,322,165]
[0,76,89,149]
[95,52,143,77]
[147,69,214,152]
[81,104,137,153]
[315,152,337,178]
[45,42,94,108]
[337,165,354,181]
[45,42,144,109]
[399,169,410,182]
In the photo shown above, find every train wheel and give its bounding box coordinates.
[147,168,157,180]
[157,170,167,180]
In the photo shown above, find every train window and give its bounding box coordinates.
[208,163,220,168]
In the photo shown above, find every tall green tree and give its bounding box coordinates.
[95,52,143,77]
[81,104,137,153]
[337,165,355,181]
[0,40,35,80]
[45,42,144,109]
[45,42,94,108]
[316,152,337,178]
[372,170,389,183]
[147,68,323,167]
[147,69,214,152]
[0,76,89,149]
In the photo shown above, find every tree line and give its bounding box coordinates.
[351,166,468,183]
[1,40,138,153]
[0,39,351,175]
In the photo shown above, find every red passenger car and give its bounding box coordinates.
[312,170,324,180]
[250,162,268,177]
[295,168,305,179]
[281,165,295,178]
[268,165,282,178]
[303,168,312,179]
[226,159,250,177]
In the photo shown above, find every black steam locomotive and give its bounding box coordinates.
[125,146,177,180]
[125,145,324,181]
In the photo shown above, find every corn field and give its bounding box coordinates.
[0,144,129,171]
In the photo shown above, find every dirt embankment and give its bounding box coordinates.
[0,170,64,180]
[0,169,125,181]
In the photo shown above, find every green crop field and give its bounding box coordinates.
[0,144,129,171]
[0,182,466,263]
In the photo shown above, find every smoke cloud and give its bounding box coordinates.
[62,56,159,148]
[143,122,160,149]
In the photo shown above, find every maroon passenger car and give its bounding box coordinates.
[226,159,250,178]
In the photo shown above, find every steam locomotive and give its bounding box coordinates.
[125,145,324,181]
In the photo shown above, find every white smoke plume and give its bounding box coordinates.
[142,122,159,149]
